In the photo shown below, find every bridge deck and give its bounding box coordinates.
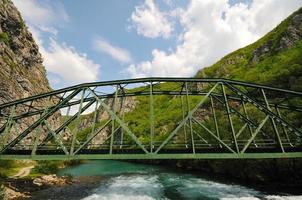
[1,147,302,160]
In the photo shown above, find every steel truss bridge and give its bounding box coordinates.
[0,78,301,160]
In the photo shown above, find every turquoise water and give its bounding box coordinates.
[57,160,302,200]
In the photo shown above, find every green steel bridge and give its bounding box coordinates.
[0,78,301,160]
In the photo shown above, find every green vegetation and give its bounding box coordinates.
[0,160,16,178]
[0,160,33,178]
[0,32,10,46]
[196,7,302,91]
[30,161,63,175]
[29,160,82,177]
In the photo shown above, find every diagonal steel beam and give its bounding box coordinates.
[275,106,292,146]
[73,119,111,155]
[39,99,96,147]
[235,123,248,139]
[43,120,69,155]
[261,89,284,152]
[0,106,15,150]
[225,82,302,137]
[192,117,236,153]
[212,94,271,140]
[70,89,86,155]
[0,88,81,154]
[185,124,211,146]
[154,83,219,154]
[240,116,270,153]
[88,88,149,154]
[221,83,239,153]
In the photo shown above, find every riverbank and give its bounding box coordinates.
[1,174,74,199]
[0,160,83,200]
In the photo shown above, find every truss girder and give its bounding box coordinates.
[0,78,301,160]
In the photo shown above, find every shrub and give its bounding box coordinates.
[0,32,10,46]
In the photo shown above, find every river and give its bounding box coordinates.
[55,160,302,200]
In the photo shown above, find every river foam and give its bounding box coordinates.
[82,173,302,200]
[82,174,166,200]
[222,196,302,200]
[161,173,261,199]
[59,160,301,200]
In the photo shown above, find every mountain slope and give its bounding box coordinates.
[196,7,302,91]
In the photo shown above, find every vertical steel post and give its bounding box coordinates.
[120,106,125,149]
[89,101,99,140]
[185,82,195,154]
[65,105,71,116]
[70,89,85,155]
[210,96,221,147]
[275,106,291,146]
[110,85,118,154]
[221,83,239,153]
[149,82,154,153]
[242,101,257,147]
[119,94,125,149]
[31,98,52,155]
[63,106,71,138]
[31,127,42,156]
[180,95,188,148]
[261,89,284,152]
[0,106,16,150]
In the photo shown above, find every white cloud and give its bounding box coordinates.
[130,0,173,39]
[12,0,101,86]
[128,0,302,78]
[94,38,132,63]
[12,0,68,32]
[41,38,100,84]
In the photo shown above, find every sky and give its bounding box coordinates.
[11,0,302,90]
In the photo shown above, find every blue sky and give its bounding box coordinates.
[12,0,302,90]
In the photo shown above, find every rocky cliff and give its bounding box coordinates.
[0,0,52,103]
[0,0,60,145]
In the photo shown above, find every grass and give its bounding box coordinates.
[0,32,10,46]
[0,160,35,178]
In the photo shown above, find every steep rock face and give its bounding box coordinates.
[0,0,51,103]
[0,0,60,145]
[252,11,302,63]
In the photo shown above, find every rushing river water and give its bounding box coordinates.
[57,160,302,200]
